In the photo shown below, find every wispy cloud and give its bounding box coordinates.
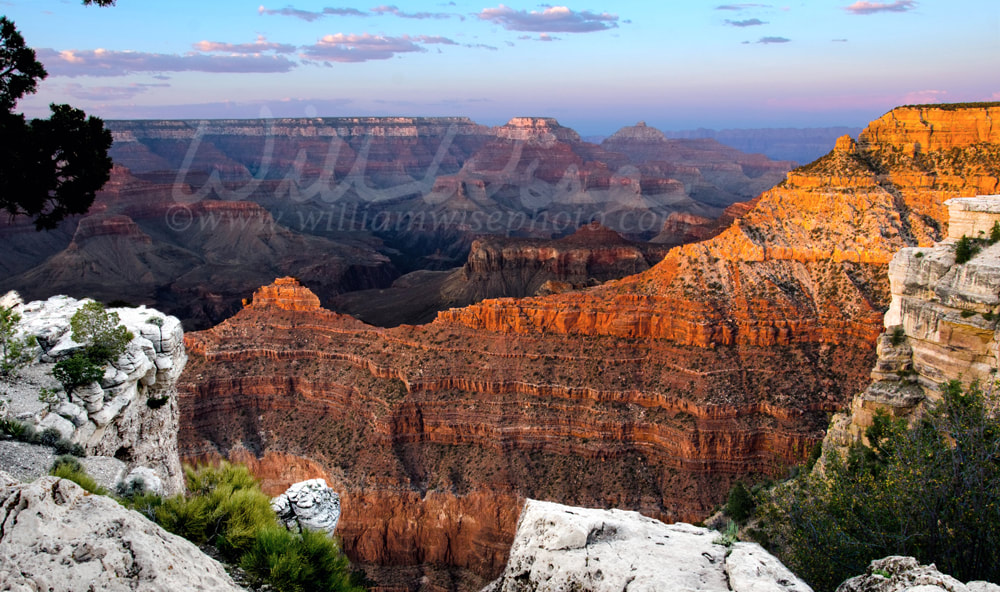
[36,48,298,77]
[300,33,425,62]
[62,82,169,101]
[478,5,618,33]
[370,4,452,19]
[716,3,771,10]
[902,89,947,104]
[193,35,296,54]
[844,1,916,15]
[258,5,369,20]
[755,36,790,44]
[725,18,767,26]
[259,4,457,21]
[518,33,561,42]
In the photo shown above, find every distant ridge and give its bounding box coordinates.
[664,126,863,165]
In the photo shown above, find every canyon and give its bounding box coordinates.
[175,103,1000,591]
[0,116,790,329]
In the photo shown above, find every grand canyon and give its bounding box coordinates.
[169,104,1000,589]
[4,103,1000,592]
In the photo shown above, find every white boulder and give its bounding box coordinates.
[0,471,245,592]
[271,478,342,535]
[483,499,812,592]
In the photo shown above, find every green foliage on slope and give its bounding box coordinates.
[752,380,1000,592]
[155,462,365,592]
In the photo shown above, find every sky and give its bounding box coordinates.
[3,0,999,135]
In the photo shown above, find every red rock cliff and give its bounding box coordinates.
[178,104,1000,591]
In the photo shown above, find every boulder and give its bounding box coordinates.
[0,471,245,592]
[482,499,812,592]
[271,478,341,535]
[836,556,1000,592]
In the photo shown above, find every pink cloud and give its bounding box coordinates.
[300,33,425,62]
[193,35,296,54]
[36,48,297,77]
[478,5,618,33]
[844,1,916,15]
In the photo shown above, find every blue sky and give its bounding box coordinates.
[4,1,999,134]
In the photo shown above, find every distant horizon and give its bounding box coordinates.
[99,112,866,137]
[5,1,998,136]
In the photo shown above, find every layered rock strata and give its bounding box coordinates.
[180,278,852,590]
[826,195,1000,449]
[0,471,245,592]
[482,499,812,592]
[3,293,186,493]
[179,105,1000,590]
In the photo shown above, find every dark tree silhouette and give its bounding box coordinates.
[0,5,114,230]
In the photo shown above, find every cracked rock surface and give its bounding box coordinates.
[481,499,811,592]
[0,471,244,592]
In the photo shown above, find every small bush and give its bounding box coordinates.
[69,301,133,364]
[725,481,755,523]
[53,352,105,392]
[955,235,981,264]
[889,326,906,346]
[961,310,976,318]
[146,394,170,409]
[990,221,1000,244]
[38,426,63,446]
[50,455,106,495]
[1,305,35,378]
[156,462,363,592]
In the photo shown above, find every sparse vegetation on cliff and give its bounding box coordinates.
[153,462,365,592]
[752,380,1000,592]
[0,305,35,378]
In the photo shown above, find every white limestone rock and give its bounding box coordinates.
[121,466,166,497]
[836,556,998,592]
[2,295,187,494]
[37,412,75,440]
[0,471,245,592]
[271,478,342,535]
[483,499,811,592]
[728,542,813,592]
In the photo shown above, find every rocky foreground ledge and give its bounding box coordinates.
[1,292,186,493]
[482,499,810,592]
[0,470,244,592]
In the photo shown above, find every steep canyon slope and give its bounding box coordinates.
[177,104,1000,591]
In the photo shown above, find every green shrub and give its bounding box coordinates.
[69,301,133,364]
[889,326,906,346]
[156,462,364,592]
[53,352,105,391]
[955,235,981,264]
[50,455,106,495]
[754,380,1000,591]
[146,394,170,409]
[241,527,359,592]
[990,221,1000,244]
[0,305,35,377]
[725,481,755,523]
[38,426,62,446]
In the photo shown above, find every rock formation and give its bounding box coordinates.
[482,499,811,592]
[836,556,1000,592]
[0,471,245,592]
[331,223,673,326]
[825,195,1000,450]
[272,478,342,535]
[3,293,186,493]
[177,104,1000,590]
